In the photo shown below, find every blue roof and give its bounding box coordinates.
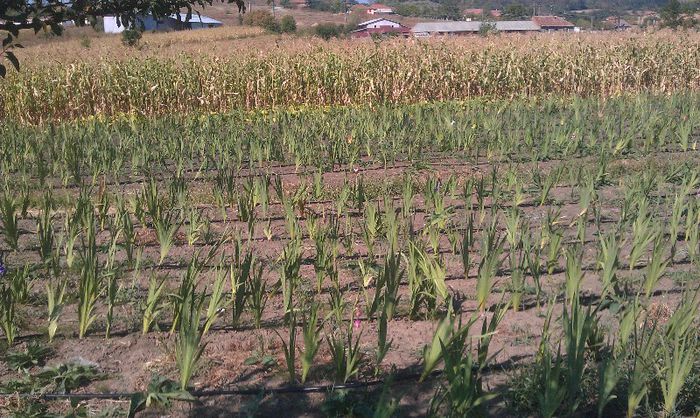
[170,13,222,24]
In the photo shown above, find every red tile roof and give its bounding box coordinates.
[463,8,482,15]
[532,16,575,27]
[369,4,392,9]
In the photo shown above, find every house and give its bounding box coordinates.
[351,4,370,14]
[637,11,660,26]
[603,16,632,30]
[103,13,222,33]
[351,26,411,38]
[286,0,309,8]
[352,18,409,37]
[412,21,482,36]
[367,4,394,14]
[172,14,223,30]
[496,20,541,32]
[357,18,402,29]
[532,16,575,31]
[412,20,540,36]
[104,15,169,33]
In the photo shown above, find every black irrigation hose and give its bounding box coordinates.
[2,354,533,401]
[2,357,530,401]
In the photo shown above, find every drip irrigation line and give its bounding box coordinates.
[14,145,697,190]
[17,151,480,192]
[13,278,690,345]
[0,355,531,402]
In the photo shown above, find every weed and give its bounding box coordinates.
[128,375,195,417]
[5,341,53,371]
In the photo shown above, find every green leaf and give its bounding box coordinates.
[128,392,147,418]
[262,355,277,368]
[4,8,24,18]
[5,51,19,71]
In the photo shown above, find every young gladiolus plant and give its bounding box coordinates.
[657,333,697,417]
[0,193,20,251]
[77,216,101,339]
[175,291,207,391]
[476,219,505,312]
[326,321,363,383]
[276,311,298,384]
[154,210,183,265]
[0,284,17,345]
[46,279,66,343]
[279,238,301,324]
[421,311,477,381]
[301,303,322,384]
[143,274,167,334]
[203,265,228,335]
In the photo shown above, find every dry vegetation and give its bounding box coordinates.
[3,32,700,123]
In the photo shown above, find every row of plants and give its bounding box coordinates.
[1,94,698,191]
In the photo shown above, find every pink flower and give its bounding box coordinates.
[353,307,362,330]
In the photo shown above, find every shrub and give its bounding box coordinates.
[314,23,343,40]
[478,22,497,37]
[244,10,280,33]
[307,0,344,13]
[280,15,297,33]
[121,27,143,47]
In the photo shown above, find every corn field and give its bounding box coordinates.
[0,44,699,416]
[2,35,700,123]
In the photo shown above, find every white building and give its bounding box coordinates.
[412,20,542,36]
[367,4,394,14]
[357,18,402,29]
[103,13,222,34]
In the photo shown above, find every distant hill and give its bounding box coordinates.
[388,0,672,14]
